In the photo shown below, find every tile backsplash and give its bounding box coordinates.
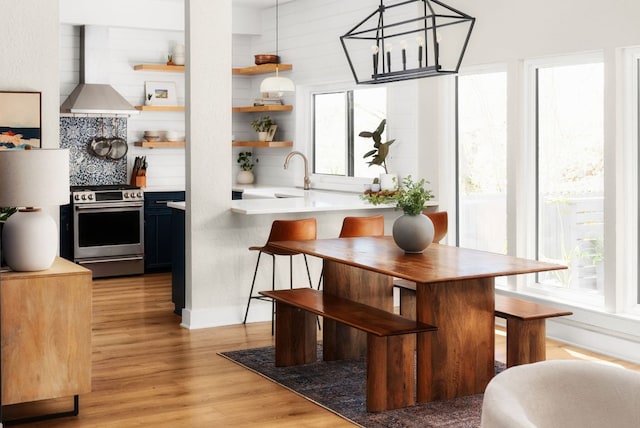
[60,117,128,186]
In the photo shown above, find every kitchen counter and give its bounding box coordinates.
[231,187,438,215]
[168,188,439,215]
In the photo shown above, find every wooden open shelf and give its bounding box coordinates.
[232,105,293,113]
[135,141,185,148]
[135,105,185,112]
[232,63,292,76]
[232,141,293,148]
[134,64,185,72]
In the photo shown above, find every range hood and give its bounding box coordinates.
[60,26,138,116]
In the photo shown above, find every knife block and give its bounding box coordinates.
[135,176,146,188]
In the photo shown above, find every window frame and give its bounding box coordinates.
[297,81,387,193]
[520,52,607,309]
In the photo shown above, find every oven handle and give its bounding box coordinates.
[74,202,144,210]
[77,256,144,264]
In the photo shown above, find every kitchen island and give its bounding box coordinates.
[168,188,439,325]
[230,187,437,215]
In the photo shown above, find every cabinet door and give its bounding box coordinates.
[144,191,185,272]
[59,203,73,261]
[1,260,92,404]
[171,209,186,315]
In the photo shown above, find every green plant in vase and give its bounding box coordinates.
[362,175,435,253]
[237,151,258,171]
[236,151,258,184]
[251,116,274,141]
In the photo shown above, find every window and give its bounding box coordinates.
[533,59,605,304]
[313,87,386,179]
[456,70,508,254]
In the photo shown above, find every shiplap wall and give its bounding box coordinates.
[60,24,186,190]
[246,0,422,189]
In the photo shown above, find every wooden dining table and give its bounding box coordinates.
[270,236,566,403]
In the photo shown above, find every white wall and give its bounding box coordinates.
[0,0,61,227]
[1,0,60,149]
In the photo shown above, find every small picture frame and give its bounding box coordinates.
[145,81,177,106]
[266,125,278,142]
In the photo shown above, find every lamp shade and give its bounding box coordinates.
[0,148,70,207]
[0,149,70,271]
[260,75,295,95]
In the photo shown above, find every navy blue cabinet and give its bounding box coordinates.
[59,203,73,261]
[144,191,185,273]
[171,207,185,315]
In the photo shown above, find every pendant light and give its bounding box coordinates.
[260,0,295,95]
[340,0,475,84]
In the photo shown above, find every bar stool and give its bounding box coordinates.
[243,217,317,334]
[317,215,385,289]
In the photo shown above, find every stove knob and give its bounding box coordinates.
[74,194,80,201]
[124,192,130,199]
[88,194,94,200]
[137,192,143,198]
[81,194,87,201]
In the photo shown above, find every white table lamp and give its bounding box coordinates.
[0,149,70,271]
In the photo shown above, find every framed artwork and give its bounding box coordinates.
[145,81,177,106]
[0,91,41,149]
[266,125,278,142]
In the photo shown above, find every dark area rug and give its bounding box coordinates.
[219,345,505,428]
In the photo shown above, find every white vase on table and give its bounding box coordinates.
[392,213,434,254]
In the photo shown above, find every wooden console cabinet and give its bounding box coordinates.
[1,258,92,407]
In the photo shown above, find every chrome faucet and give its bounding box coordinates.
[284,151,311,190]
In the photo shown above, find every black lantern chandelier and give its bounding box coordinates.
[340,0,475,84]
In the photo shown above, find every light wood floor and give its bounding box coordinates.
[5,273,639,427]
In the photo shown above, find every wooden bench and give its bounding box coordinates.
[260,288,437,412]
[395,280,572,367]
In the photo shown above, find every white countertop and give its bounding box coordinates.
[169,187,438,215]
[231,188,382,215]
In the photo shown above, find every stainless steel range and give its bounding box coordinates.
[71,185,144,278]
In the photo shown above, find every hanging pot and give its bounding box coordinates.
[106,118,128,160]
[392,213,434,254]
[107,138,128,160]
[89,118,110,158]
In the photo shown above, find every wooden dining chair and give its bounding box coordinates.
[317,215,385,290]
[339,214,385,238]
[424,210,448,244]
[243,217,317,334]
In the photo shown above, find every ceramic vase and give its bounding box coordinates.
[392,213,434,254]
[379,173,397,191]
[258,132,268,142]
[237,170,254,184]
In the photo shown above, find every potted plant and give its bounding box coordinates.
[359,119,396,190]
[251,116,274,142]
[236,151,258,184]
[362,175,435,253]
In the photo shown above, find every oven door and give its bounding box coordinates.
[73,201,144,260]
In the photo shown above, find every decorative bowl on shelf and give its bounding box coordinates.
[254,54,279,65]
[165,131,184,142]
[143,135,160,142]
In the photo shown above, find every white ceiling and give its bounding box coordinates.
[233,0,297,9]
